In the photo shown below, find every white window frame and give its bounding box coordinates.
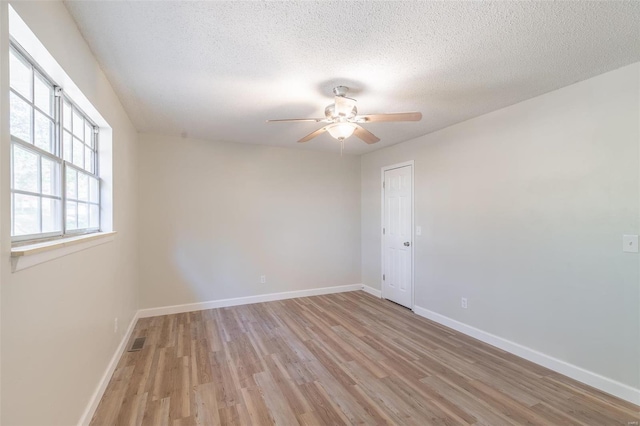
[10,41,101,244]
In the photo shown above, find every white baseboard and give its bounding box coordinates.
[361,284,382,298]
[77,311,139,426]
[413,305,640,406]
[137,284,363,318]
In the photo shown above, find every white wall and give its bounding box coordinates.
[362,63,640,390]
[138,134,360,309]
[0,4,7,421]
[0,2,139,425]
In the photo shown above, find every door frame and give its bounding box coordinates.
[380,160,415,310]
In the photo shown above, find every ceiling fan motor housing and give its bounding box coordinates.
[325,104,358,121]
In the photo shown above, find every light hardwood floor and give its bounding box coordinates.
[91,291,640,425]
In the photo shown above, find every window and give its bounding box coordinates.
[10,43,100,242]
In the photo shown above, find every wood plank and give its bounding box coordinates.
[91,291,640,426]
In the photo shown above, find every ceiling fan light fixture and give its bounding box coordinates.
[268,86,421,145]
[327,123,356,140]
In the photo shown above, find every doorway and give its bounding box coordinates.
[381,161,414,309]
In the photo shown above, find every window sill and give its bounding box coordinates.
[11,231,117,272]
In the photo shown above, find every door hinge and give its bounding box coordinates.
[383,181,385,189]
[383,274,385,281]
[382,228,385,235]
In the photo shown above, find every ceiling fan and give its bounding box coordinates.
[267,86,422,145]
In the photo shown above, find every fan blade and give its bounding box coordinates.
[353,124,380,144]
[266,118,327,123]
[334,95,357,117]
[357,112,422,122]
[298,126,328,143]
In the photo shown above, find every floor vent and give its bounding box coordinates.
[128,337,146,352]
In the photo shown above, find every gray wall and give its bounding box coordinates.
[138,134,361,308]
[361,63,640,388]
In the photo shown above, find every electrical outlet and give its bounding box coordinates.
[461,298,468,309]
[260,275,266,284]
[114,317,118,333]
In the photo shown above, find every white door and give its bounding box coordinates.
[383,165,413,308]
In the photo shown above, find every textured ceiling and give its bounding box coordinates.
[63,1,640,155]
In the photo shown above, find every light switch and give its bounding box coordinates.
[416,226,422,236]
[623,235,638,253]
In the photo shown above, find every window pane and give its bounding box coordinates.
[41,157,59,196]
[14,193,39,235]
[84,147,94,173]
[73,138,84,168]
[90,204,99,229]
[63,131,73,162]
[84,122,92,144]
[65,201,77,230]
[42,198,61,233]
[12,144,38,193]
[9,49,32,100]
[78,172,89,201]
[10,49,102,241]
[34,73,53,117]
[72,109,83,139]
[88,128,95,148]
[10,92,32,143]
[78,203,89,229]
[63,101,71,130]
[34,111,54,153]
[66,167,77,199]
[89,176,99,203]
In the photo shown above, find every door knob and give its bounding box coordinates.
[404,242,410,247]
